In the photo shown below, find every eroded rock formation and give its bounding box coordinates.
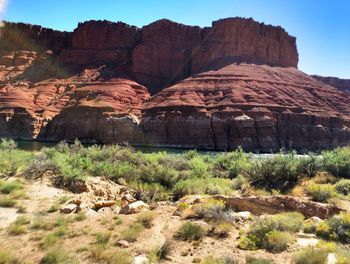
[312,75,350,94]
[0,17,349,151]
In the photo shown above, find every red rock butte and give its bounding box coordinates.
[0,17,349,152]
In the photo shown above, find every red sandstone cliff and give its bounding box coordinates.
[0,18,348,151]
[312,75,350,94]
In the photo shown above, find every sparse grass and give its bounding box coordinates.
[246,256,276,264]
[41,227,66,249]
[0,247,18,264]
[176,222,205,241]
[31,218,53,231]
[47,203,60,213]
[195,198,226,220]
[114,216,122,225]
[95,232,111,245]
[293,247,328,264]
[136,211,156,228]
[74,212,87,222]
[40,248,77,264]
[0,180,24,194]
[108,250,133,264]
[120,222,144,242]
[0,197,16,207]
[7,216,30,235]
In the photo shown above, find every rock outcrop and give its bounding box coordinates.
[141,63,350,151]
[0,17,349,151]
[312,75,350,94]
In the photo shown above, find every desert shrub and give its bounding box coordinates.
[0,139,17,150]
[0,180,23,194]
[212,222,233,238]
[173,178,233,199]
[246,256,276,264]
[307,183,336,202]
[188,156,211,178]
[299,154,322,177]
[247,152,303,192]
[231,174,247,190]
[0,198,16,207]
[316,212,350,243]
[313,172,338,184]
[176,222,205,241]
[265,231,293,252]
[212,148,251,179]
[0,148,33,177]
[95,232,111,245]
[239,212,303,251]
[195,199,226,220]
[120,223,144,242]
[148,239,172,262]
[136,211,156,228]
[40,248,77,264]
[130,182,169,203]
[293,247,328,264]
[322,147,350,178]
[334,179,350,195]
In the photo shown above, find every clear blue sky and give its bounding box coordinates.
[2,0,350,78]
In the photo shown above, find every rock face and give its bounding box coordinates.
[0,17,349,151]
[141,63,350,151]
[312,75,350,94]
[59,20,139,65]
[214,195,343,219]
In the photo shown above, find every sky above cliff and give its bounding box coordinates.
[2,0,349,79]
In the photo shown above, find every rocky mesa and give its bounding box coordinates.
[0,17,349,151]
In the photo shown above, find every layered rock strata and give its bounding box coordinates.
[0,18,349,151]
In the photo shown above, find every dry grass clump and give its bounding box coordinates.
[176,221,205,241]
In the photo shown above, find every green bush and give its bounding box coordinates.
[0,148,33,177]
[334,179,350,195]
[307,183,336,202]
[238,212,303,251]
[247,152,303,192]
[265,231,293,252]
[316,212,350,243]
[212,222,233,238]
[176,222,205,241]
[322,147,350,178]
[195,199,226,220]
[212,148,251,179]
[130,182,169,203]
[173,178,233,199]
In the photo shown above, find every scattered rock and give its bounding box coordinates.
[134,254,149,264]
[120,201,150,214]
[121,193,137,207]
[60,203,77,214]
[93,200,116,210]
[178,195,204,205]
[327,253,337,264]
[297,237,319,247]
[117,240,130,248]
[214,195,343,219]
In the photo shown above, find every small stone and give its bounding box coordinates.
[60,204,77,214]
[120,201,150,214]
[117,240,130,248]
[327,253,337,264]
[93,200,115,210]
[235,211,252,220]
[121,194,137,207]
[297,238,318,247]
[134,254,149,264]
